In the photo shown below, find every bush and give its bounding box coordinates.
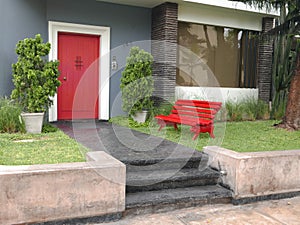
[226,98,270,122]
[42,123,58,133]
[120,46,154,117]
[11,34,60,113]
[153,101,174,116]
[225,100,244,122]
[0,98,25,133]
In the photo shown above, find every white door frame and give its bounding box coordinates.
[48,21,110,121]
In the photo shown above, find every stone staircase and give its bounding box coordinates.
[123,152,232,215]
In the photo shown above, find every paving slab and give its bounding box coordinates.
[100,196,300,225]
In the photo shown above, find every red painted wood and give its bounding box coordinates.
[176,99,222,110]
[173,105,218,115]
[58,32,100,120]
[155,99,222,139]
[171,110,214,119]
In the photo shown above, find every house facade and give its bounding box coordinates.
[0,0,278,121]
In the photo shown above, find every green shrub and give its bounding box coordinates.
[225,100,244,122]
[11,34,60,113]
[225,98,270,121]
[42,123,58,133]
[120,46,154,117]
[256,99,270,120]
[0,98,25,133]
[153,101,174,116]
[272,101,286,120]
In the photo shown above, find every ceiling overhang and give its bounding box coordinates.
[96,0,279,16]
[95,0,177,8]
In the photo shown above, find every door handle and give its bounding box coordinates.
[63,76,67,81]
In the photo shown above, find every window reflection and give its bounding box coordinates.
[177,22,258,88]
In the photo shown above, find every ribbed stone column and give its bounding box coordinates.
[151,2,178,104]
[257,17,274,102]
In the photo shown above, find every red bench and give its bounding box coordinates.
[155,99,222,140]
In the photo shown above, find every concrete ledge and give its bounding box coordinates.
[204,146,300,201]
[0,151,126,225]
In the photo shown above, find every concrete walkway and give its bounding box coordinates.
[102,196,300,225]
[55,121,202,164]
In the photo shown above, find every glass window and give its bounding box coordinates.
[177,22,258,88]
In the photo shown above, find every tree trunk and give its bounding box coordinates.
[277,52,300,130]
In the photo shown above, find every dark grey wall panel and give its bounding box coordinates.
[151,3,178,104]
[0,0,47,96]
[257,17,274,102]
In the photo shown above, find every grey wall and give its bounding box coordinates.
[0,0,151,117]
[0,0,48,96]
[46,0,152,117]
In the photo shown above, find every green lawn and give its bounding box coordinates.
[2,118,299,166]
[222,120,300,152]
[0,131,88,165]
[110,117,300,152]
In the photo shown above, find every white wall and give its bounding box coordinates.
[178,2,277,31]
[183,0,279,16]
[175,86,258,103]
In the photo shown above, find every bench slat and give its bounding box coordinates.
[173,105,217,115]
[171,110,214,119]
[176,100,222,110]
[155,99,222,140]
[156,114,212,126]
[176,99,222,106]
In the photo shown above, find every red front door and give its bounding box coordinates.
[58,32,100,120]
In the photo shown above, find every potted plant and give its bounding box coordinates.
[11,34,60,133]
[120,46,154,123]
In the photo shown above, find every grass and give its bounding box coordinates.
[110,116,300,152]
[0,130,88,165]
[222,120,300,152]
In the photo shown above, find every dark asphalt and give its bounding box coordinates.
[54,120,203,165]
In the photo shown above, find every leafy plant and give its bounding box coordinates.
[243,97,270,120]
[120,46,154,117]
[271,34,300,119]
[225,100,244,122]
[11,34,61,113]
[153,101,174,116]
[226,98,270,121]
[42,123,59,133]
[0,97,25,133]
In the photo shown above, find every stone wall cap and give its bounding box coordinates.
[204,146,300,159]
[0,151,125,175]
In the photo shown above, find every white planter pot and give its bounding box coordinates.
[21,112,44,134]
[131,111,148,123]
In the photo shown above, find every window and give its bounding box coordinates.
[177,22,258,88]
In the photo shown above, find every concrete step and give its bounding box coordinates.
[123,152,208,172]
[126,167,220,193]
[125,185,232,215]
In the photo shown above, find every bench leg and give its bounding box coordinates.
[157,119,166,131]
[190,126,200,140]
[191,125,215,140]
[158,124,165,131]
[209,126,215,138]
[192,132,200,140]
[156,119,178,132]
[174,123,178,131]
[205,124,215,138]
